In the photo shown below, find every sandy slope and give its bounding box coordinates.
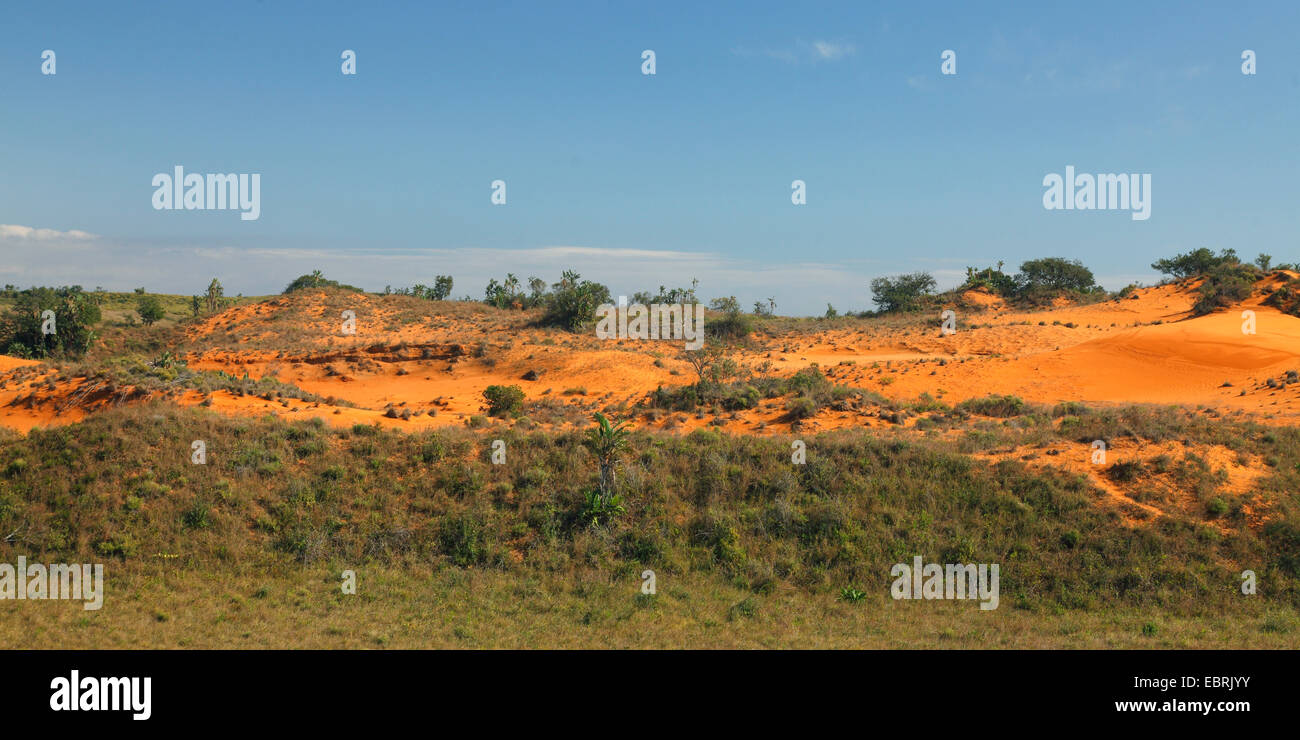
[824,307,1300,414]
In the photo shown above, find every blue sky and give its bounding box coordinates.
[2,1,1297,314]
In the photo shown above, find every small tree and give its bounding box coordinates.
[527,276,547,303]
[1151,248,1239,279]
[136,295,165,325]
[483,279,509,308]
[682,342,718,385]
[870,272,936,313]
[585,412,629,508]
[1016,257,1098,293]
[432,275,454,300]
[504,274,521,305]
[205,278,224,313]
[0,287,101,359]
[541,270,612,330]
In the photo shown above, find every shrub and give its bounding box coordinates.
[961,264,1018,296]
[1108,460,1144,483]
[1017,257,1099,293]
[787,366,831,396]
[579,488,625,526]
[1151,248,1240,279]
[721,385,760,411]
[483,274,522,309]
[706,296,753,341]
[957,394,1028,417]
[0,286,102,359]
[649,384,699,411]
[1192,262,1259,315]
[482,385,525,417]
[1264,278,1300,317]
[784,396,817,420]
[136,295,166,325]
[539,270,611,331]
[283,270,362,294]
[439,510,495,567]
[182,501,211,529]
[870,272,936,313]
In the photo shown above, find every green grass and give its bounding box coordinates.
[2,563,1296,649]
[0,401,1297,649]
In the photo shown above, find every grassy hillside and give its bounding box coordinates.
[1,401,1296,647]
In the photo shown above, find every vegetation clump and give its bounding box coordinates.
[283,270,363,294]
[482,384,525,417]
[0,286,102,359]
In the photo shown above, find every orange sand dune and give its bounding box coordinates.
[0,356,41,372]
[5,278,1300,435]
[985,308,1300,407]
[0,365,89,431]
[820,308,1300,415]
[763,281,1300,419]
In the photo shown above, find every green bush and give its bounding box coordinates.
[538,270,611,331]
[482,385,525,417]
[0,286,102,359]
[706,296,753,340]
[1151,248,1240,279]
[283,270,362,294]
[439,510,496,567]
[721,385,760,411]
[870,272,936,313]
[957,394,1028,417]
[182,501,211,529]
[1108,460,1144,483]
[961,264,1018,296]
[136,295,166,325]
[784,396,817,420]
[1017,257,1099,293]
[1192,262,1259,316]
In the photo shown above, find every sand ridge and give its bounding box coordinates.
[4,278,1300,435]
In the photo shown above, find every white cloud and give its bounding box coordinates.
[0,224,98,241]
[732,39,855,65]
[811,41,854,60]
